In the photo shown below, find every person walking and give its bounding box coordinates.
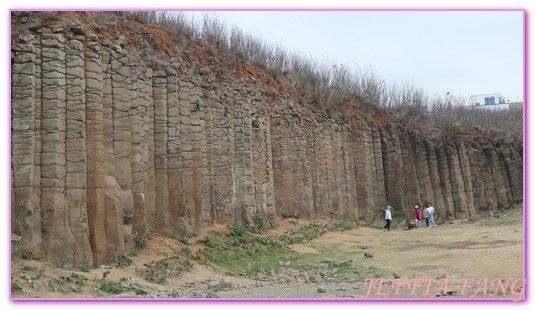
[384,205,392,231]
[423,204,429,227]
[412,205,422,228]
[427,203,437,228]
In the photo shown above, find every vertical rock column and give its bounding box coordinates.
[471,145,499,213]
[252,110,276,226]
[200,91,215,225]
[110,49,132,184]
[340,126,358,220]
[110,47,132,191]
[262,113,276,225]
[496,147,515,206]
[168,75,184,233]
[303,121,317,220]
[40,31,75,267]
[111,46,134,253]
[211,94,235,224]
[294,121,313,219]
[467,146,485,213]
[372,126,387,210]
[353,123,375,220]
[33,31,43,247]
[102,50,116,178]
[274,110,314,220]
[232,95,255,224]
[65,31,92,267]
[328,123,344,218]
[271,110,313,219]
[381,130,404,209]
[11,34,41,252]
[307,122,320,219]
[436,145,455,217]
[480,148,498,211]
[456,141,477,217]
[486,147,510,209]
[128,66,142,233]
[270,118,287,217]
[446,142,468,217]
[413,139,434,205]
[323,123,337,217]
[85,33,107,265]
[178,79,203,233]
[97,45,134,260]
[193,80,210,229]
[153,70,170,231]
[311,122,329,217]
[143,68,156,228]
[352,126,367,220]
[502,146,523,203]
[425,141,446,215]
[400,133,419,210]
[130,66,148,234]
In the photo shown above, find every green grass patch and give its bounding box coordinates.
[11,246,40,262]
[16,270,44,291]
[281,213,302,219]
[196,245,293,276]
[193,220,385,281]
[132,232,148,250]
[115,254,133,268]
[19,265,35,271]
[94,270,132,294]
[203,235,222,249]
[45,272,88,293]
[227,223,250,246]
[246,213,269,233]
[477,216,522,227]
[180,247,193,257]
[365,218,411,230]
[179,235,192,245]
[279,222,357,244]
[137,251,193,284]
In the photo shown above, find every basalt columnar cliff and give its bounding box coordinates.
[11,12,523,268]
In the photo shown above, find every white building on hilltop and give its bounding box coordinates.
[466,93,522,110]
[470,93,507,107]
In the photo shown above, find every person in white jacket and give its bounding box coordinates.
[426,203,437,228]
[384,205,392,231]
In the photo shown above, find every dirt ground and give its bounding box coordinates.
[10,206,524,300]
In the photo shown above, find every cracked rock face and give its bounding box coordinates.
[11,12,523,268]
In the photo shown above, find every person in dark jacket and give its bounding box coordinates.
[423,203,429,227]
[412,205,422,228]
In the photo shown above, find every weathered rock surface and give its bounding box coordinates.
[11,12,523,268]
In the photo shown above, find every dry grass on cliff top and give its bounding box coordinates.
[10,205,523,299]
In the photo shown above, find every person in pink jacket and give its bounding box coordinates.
[412,205,422,228]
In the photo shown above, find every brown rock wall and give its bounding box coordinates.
[11,16,523,268]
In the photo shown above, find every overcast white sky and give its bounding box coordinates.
[186,10,524,103]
